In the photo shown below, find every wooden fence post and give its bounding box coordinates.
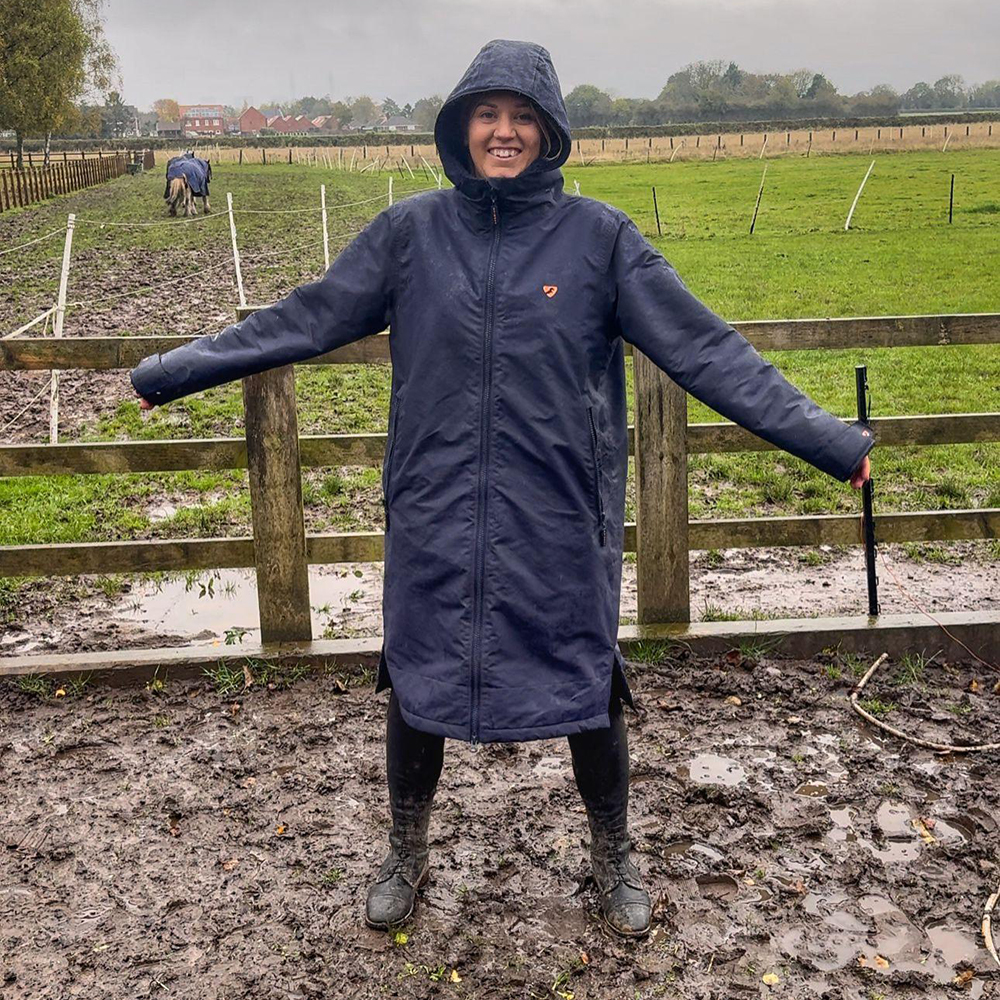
[240,349,312,643]
[633,349,691,623]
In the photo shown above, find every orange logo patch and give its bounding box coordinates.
[543,285,558,298]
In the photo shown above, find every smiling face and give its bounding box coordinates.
[465,90,544,179]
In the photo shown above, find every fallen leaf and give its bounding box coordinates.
[230,702,240,716]
[969,678,981,693]
[953,969,974,987]
[762,971,780,986]
[276,824,286,835]
[332,677,348,694]
[222,857,239,871]
[243,664,254,689]
[580,952,588,964]
[858,954,891,970]
[787,715,803,724]
[242,777,256,788]
[450,969,461,983]
[55,688,66,698]
[912,817,937,844]
[725,695,743,706]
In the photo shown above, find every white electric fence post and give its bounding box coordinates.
[388,174,393,206]
[50,212,75,445]
[227,192,246,306]
[845,159,875,232]
[320,183,330,270]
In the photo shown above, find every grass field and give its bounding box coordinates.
[1,148,998,603]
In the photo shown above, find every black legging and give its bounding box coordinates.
[385,688,629,836]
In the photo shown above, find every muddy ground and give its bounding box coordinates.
[2,647,999,999]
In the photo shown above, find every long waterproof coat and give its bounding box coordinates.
[131,39,876,744]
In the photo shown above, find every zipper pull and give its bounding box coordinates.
[470,735,481,753]
[490,190,498,226]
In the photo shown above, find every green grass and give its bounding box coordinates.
[1,149,998,578]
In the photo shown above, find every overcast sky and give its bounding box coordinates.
[104,0,997,111]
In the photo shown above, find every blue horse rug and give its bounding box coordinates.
[164,155,212,198]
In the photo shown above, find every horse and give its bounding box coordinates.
[164,152,212,216]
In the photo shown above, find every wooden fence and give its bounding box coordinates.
[1,310,999,665]
[0,152,132,213]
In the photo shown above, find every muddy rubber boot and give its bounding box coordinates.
[589,823,651,938]
[365,795,432,929]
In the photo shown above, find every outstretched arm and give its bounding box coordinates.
[609,215,874,483]
[130,207,395,407]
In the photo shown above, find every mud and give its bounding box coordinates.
[2,648,999,998]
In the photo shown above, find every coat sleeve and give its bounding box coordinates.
[129,207,395,407]
[609,216,875,482]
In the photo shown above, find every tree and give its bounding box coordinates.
[153,98,179,121]
[329,100,352,130]
[901,81,935,110]
[565,84,614,127]
[411,95,442,130]
[381,97,401,118]
[933,74,966,109]
[347,94,380,127]
[100,89,132,137]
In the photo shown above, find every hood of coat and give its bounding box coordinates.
[434,39,571,213]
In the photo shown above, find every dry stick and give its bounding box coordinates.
[401,156,415,180]
[758,133,768,160]
[850,653,1000,752]
[348,149,357,173]
[668,140,683,163]
[984,883,1000,968]
[844,159,876,231]
[651,185,661,235]
[320,183,330,270]
[50,213,75,445]
[227,192,246,307]
[749,164,767,234]
[942,132,952,153]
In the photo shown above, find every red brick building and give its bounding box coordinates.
[178,104,226,136]
[239,106,267,135]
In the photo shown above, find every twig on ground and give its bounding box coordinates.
[850,652,1000,753]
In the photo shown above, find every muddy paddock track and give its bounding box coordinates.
[1,648,999,999]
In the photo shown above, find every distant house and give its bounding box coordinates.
[384,115,418,132]
[179,104,226,136]
[239,106,267,135]
[346,118,386,132]
[156,120,183,138]
[264,114,317,134]
[311,115,339,133]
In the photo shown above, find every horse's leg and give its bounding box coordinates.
[202,195,211,214]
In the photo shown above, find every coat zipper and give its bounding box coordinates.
[470,190,502,747]
[587,406,607,546]
[382,393,402,532]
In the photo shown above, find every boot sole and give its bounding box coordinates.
[363,861,430,931]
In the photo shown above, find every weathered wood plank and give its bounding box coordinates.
[1,333,391,371]
[5,314,1000,371]
[688,412,1000,452]
[242,365,311,642]
[3,612,996,684]
[689,508,1000,549]
[2,509,996,579]
[5,412,998,478]
[633,348,690,623]
[624,313,1000,354]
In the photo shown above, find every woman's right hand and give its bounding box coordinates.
[134,386,153,410]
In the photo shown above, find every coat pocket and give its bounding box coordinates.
[382,392,403,531]
[586,405,607,547]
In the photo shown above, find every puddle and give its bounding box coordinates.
[696,874,739,901]
[110,564,384,642]
[662,840,726,865]
[795,781,829,798]
[679,753,746,787]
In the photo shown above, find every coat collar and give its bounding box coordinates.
[453,163,564,229]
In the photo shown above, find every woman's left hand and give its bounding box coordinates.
[849,455,871,489]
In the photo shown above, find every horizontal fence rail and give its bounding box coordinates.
[4,312,999,372]
[1,508,998,580]
[3,411,1000,477]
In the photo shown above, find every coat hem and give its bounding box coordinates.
[373,641,636,743]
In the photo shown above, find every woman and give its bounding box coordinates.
[131,39,874,939]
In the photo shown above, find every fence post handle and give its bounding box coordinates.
[240,340,312,643]
[633,348,691,624]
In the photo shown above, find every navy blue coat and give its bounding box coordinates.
[164,154,212,199]
[131,40,875,744]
